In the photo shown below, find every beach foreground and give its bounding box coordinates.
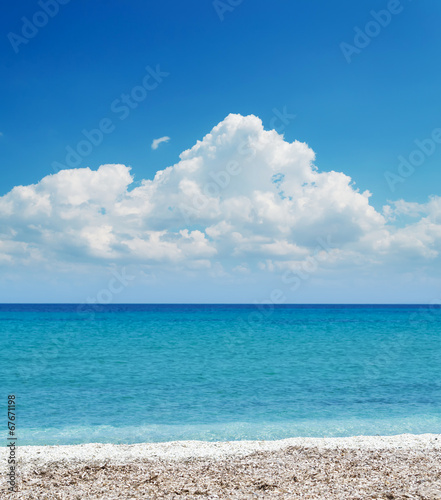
[3,435,441,499]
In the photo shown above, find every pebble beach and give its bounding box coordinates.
[3,434,441,499]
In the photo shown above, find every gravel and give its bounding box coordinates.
[2,434,441,499]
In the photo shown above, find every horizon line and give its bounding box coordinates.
[0,303,437,306]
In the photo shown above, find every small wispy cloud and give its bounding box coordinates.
[151,136,170,150]
[0,132,3,137]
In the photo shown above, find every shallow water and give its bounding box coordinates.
[1,304,440,445]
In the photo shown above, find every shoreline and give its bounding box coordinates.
[6,433,441,468]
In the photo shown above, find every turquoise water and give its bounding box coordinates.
[1,304,440,445]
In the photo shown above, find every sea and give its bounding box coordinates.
[1,304,440,446]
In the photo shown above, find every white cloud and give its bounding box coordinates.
[1,113,441,284]
[151,136,170,150]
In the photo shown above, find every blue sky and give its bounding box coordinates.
[1,0,441,302]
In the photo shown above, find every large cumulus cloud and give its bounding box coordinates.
[1,114,440,277]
